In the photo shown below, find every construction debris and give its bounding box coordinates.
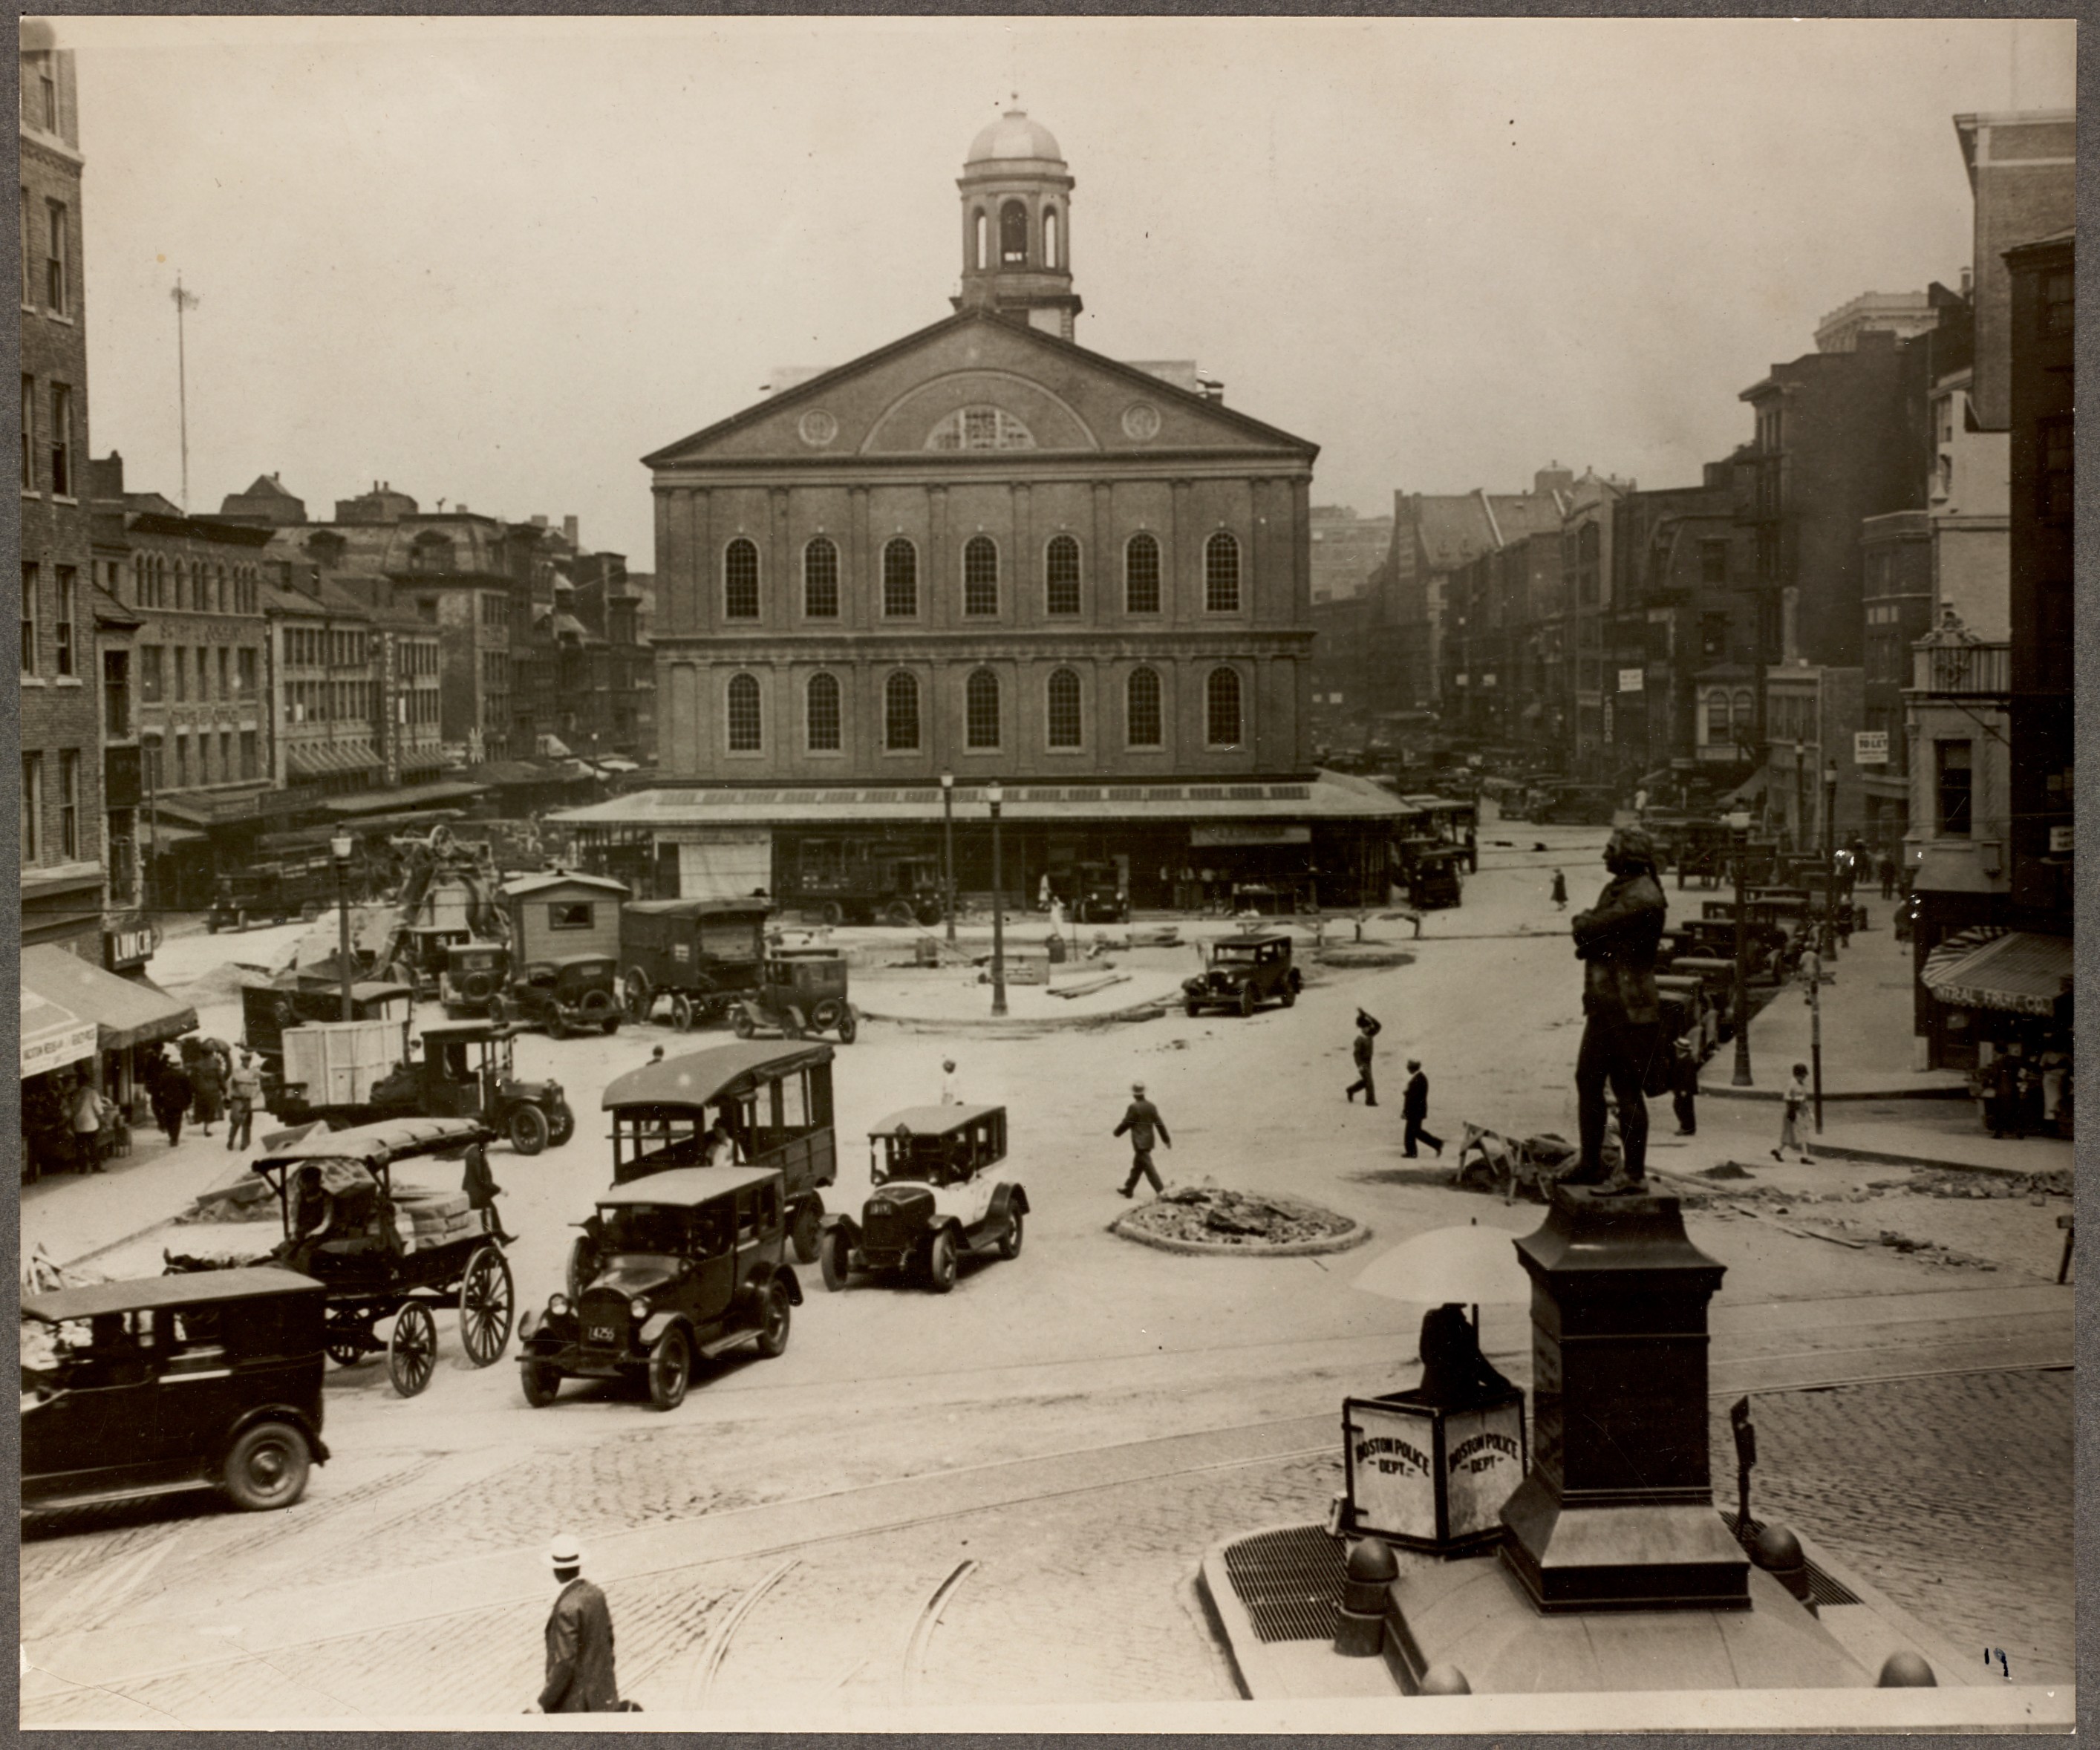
[1125,1183,1355,1249]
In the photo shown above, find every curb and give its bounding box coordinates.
[855,1000,1170,1034]
[1110,1212,1373,1258]
[1702,1083,1969,1105]
[1799,1141,2061,1179]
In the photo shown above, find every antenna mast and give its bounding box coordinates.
[171,273,200,512]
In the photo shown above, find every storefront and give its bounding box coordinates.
[21,944,200,1170]
[21,985,100,1182]
[1920,926,2072,1094]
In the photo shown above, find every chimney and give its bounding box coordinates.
[564,515,579,550]
[531,514,549,529]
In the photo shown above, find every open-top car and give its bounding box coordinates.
[518,1166,803,1411]
[1181,933,1303,1017]
[22,1267,331,1515]
[502,954,623,1040]
[818,1104,1027,1295]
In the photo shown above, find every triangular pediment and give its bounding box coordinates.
[643,310,1316,470]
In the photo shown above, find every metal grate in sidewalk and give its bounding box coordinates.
[1220,1524,1346,1642]
[1721,1513,1862,1605]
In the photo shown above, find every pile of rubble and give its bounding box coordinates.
[1889,1167,2072,1200]
[176,1176,280,1226]
[1125,1182,1356,1249]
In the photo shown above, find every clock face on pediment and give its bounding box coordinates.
[642,311,1314,471]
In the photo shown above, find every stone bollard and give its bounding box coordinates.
[1418,1664,1472,1696]
[1878,1651,1937,1688]
[1751,1523,1816,1613]
[1332,1537,1398,1657]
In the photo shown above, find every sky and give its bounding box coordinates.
[56,15,2076,564]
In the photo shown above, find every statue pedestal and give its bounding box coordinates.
[1497,1186,1750,1613]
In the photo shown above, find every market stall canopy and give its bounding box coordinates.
[1921,928,2071,1017]
[324,780,486,816]
[21,986,97,1080]
[20,944,198,1054]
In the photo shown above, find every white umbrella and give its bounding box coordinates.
[1352,1219,1533,1307]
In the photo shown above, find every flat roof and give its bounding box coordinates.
[597,1166,775,1207]
[25,1266,325,1322]
[252,1115,492,1175]
[871,1103,1002,1135]
[603,1040,834,1111]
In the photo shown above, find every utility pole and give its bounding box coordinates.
[171,275,200,513]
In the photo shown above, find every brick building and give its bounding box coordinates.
[260,567,381,795]
[19,27,105,954]
[570,549,656,762]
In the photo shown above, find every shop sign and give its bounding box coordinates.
[1853,731,1889,766]
[104,921,157,971]
[1190,825,1311,847]
[1618,667,1645,693]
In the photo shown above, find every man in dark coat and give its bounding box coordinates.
[1345,1009,1382,1105]
[461,1141,516,1244]
[152,1055,192,1146]
[1401,1060,1443,1158]
[536,1536,621,1713]
[1669,1030,1700,1137]
[1114,1082,1172,1198]
[1563,827,1668,1191]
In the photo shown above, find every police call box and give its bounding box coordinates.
[1342,1390,1527,1553]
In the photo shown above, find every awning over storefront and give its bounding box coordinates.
[21,944,199,1054]
[141,823,208,847]
[325,780,486,816]
[22,987,97,1080]
[287,741,379,779]
[1721,767,1769,807]
[1921,928,2071,1017]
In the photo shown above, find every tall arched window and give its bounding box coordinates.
[803,537,838,618]
[1046,668,1083,748]
[805,673,841,751]
[1205,667,1242,748]
[724,538,760,619]
[172,561,187,612]
[1045,535,1080,615]
[1704,690,1729,746]
[965,668,1001,749]
[1000,199,1028,265]
[726,673,762,751]
[1124,533,1161,615]
[1043,206,1060,270]
[1204,532,1241,613]
[884,671,920,751]
[974,209,988,271]
[1732,690,1755,739]
[963,535,999,617]
[882,538,918,617]
[1126,667,1163,748]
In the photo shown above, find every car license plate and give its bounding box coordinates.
[586,1323,619,1346]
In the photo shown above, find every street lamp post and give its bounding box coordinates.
[1810,757,1838,1134]
[331,830,356,1020]
[1727,809,1754,1087]
[940,771,956,947]
[987,782,1007,1017]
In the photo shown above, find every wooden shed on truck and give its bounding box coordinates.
[498,871,630,965]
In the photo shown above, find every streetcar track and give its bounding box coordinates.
[901,1558,976,1707]
[685,1555,798,1707]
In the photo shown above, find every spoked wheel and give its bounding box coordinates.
[648,1326,691,1412]
[458,1246,515,1366]
[509,1103,550,1156]
[325,1336,374,1368]
[387,1302,438,1397]
[925,1228,958,1295]
[549,1106,576,1147]
[818,901,844,927]
[324,1307,376,1368]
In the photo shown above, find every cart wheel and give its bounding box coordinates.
[731,1007,756,1040]
[756,1279,792,1358]
[791,1204,821,1264]
[819,1228,849,1292]
[509,1103,550,1156]
[458,1246,515,1366]
[925,1227,958,1295]
[520,1358,561,1408]
[648,1326,691,1412]
[884,899,916,928]
[670,993,695,1033]
[221,1419,311,1512]
[818,901,844,927]
[835,1007,858,1045]
[388,1302,437,1397]
[623,970,652,1022]
[810,999,844,1031]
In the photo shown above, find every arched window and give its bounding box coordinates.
[805,673,841,751]
[1124,533,1161,615]
[1204,532,1241,613]
[965,668,1001,749]
[1732,690,1755,739]
[1126,667,1163,748]
[803,537,838,618]
[1704,690,1729,745]
[726,673,762,751]
[882,538,918,617]
[884,671,920,751]
[963,535,999,617]
[723,538,760,619]
[1046,668,1082,748]
[1000,199,1028,265]
[974,209,988,272]
[1205,667,1242,748]
[1045,535,1080,615]
[1043,206,1060,270]
[172,561,186,611]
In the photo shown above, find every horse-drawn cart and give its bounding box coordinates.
[247,1117,517,1397]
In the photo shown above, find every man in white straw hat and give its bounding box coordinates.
[534,1534,621,1713]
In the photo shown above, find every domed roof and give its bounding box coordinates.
[966,107,1063,166]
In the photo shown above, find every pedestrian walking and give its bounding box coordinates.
[940,1058,961,1105]
[1563,828,1668,1192]
[1670,1031,1699,1137]
[533,1536,622,1714]
[1401,1059,1444,1159]
[67,1074,108,1174]
[1113,1081,1171,1198]
[153,1055,193,1146]
[189,1047,225,1138]
[462,1140,517,1244]
[226,1051,263,1152]
[1877,850,1897,901]
[1345,1009,1383,1106]
[1773,1062,1814,1163]
[1550,868,1568,910]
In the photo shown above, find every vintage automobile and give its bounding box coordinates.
[440,941,512,1019]
[1070,861,1131,924]
[238,1116,515,1398]
[518,1166,802,1411]
[388,923,473,1001]
[22,1267,332,1515]
[818,1104,1027,1294]
[500,955,623,1040]
[731,948,858,1044]
[206,861,339,933]
[619,898,771,1031]
[1181,933,1303,1017]
[595,1040,837,1273]
[787,836,944,927]
[241,974,414,1065]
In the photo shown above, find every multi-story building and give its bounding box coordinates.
[215,471,308,529]
[562,108,1410,907]
[261,566,381,795]
[1763,664,1864,855]
[91,581,141,912]
[19,26,105,954]
[1954,111,2075,431]
[570,549,655,762]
